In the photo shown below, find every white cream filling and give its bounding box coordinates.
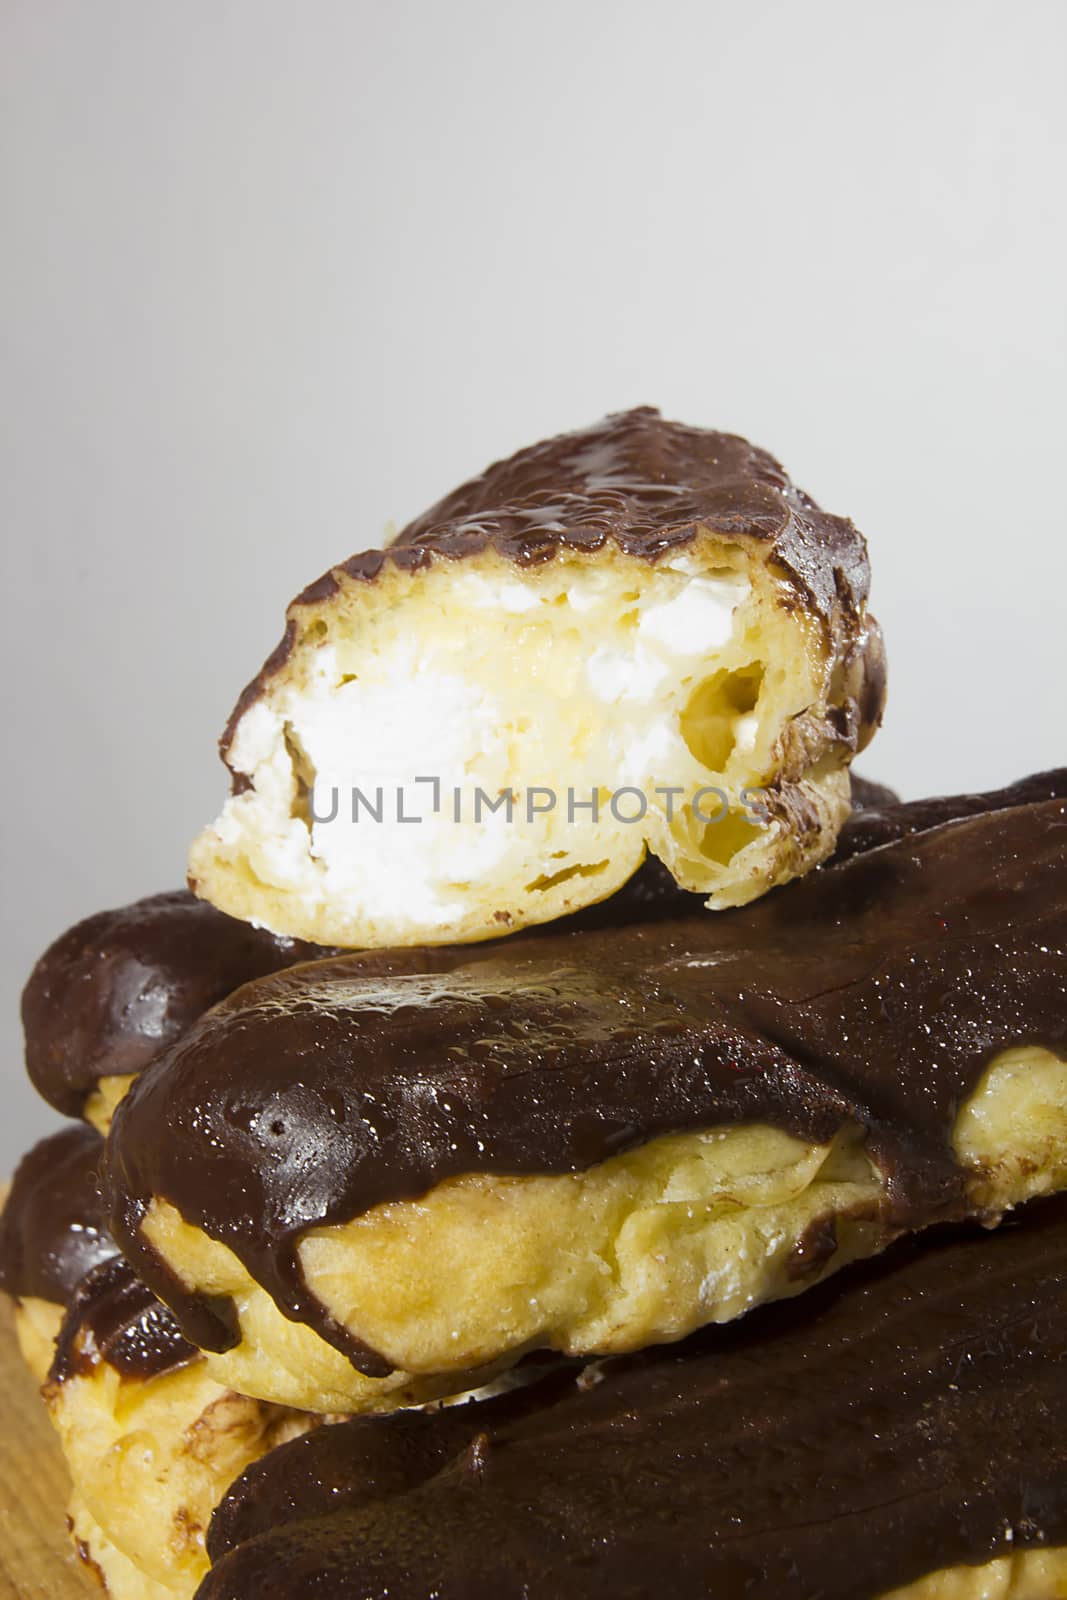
[221,565,756,932]
[585,644,671,703]
[637,576,749,652]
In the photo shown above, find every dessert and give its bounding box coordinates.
[197,1193,1067,1600]
[3,406,1062,1600]
[105,780,1067,1413]
[189,409,885,948]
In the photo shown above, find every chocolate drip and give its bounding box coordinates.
[105,778,1067,1375]
[199,1196,1067,1600]
[0,1125,118,1304]
[22,890,330,1117]
[49,1254,197,1385]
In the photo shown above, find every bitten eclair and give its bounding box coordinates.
[189,408,885,948]
[105,776,1066,1415]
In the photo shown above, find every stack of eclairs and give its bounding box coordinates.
[2,410,1065,1600]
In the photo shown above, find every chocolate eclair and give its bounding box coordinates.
[105,775,1067,1414]
[22,889,330,1128]
[189,408,885,949]
[198,1194,1067,1600]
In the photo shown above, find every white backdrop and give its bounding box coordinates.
[2,0,1065,1172]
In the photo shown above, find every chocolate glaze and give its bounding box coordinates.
[49,1254,197,1385]
[220,408,883,776]
[0,1125,118,1304]
[199,1195,1067,1600]
[23,890,330,1117]
[106,777,1067,1375]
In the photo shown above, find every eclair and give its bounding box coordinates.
[106,776,1066,1414]
[189,409,885,948]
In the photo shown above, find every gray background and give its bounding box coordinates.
[2,0,1065,1175]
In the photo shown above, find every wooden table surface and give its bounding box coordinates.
[0,1298,90,1599]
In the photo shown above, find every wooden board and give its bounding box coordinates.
[0,1298,92,1599]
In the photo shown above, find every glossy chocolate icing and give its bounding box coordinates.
[199,1195,1067,1600]
[49,1253,197,1384]
[23,890,329,1117]
[221,408,883,771]
[105,778,1067,1374]
[0,1125,118,1304]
